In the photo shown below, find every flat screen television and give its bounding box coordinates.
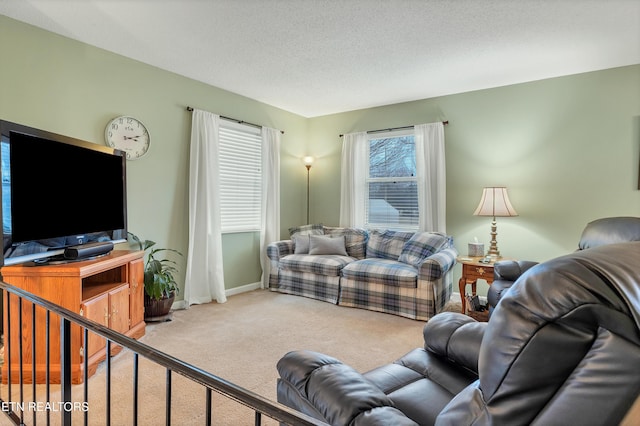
[1,120,127,266]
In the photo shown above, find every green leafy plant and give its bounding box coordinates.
[129,233,183,301]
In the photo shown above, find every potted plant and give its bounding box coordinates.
[129,233,183,321]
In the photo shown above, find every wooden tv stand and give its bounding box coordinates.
[1,250,146,384]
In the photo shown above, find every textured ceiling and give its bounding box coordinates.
[1,0,639,117]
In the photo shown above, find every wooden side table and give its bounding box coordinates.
[457,256,498,314]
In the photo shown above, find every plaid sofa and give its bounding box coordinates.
[267,225,458,321]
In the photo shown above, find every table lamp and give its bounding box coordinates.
[473,187,518,258]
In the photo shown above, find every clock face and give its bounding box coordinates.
[104,116,150,160]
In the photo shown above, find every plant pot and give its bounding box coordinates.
[144,291,175,322]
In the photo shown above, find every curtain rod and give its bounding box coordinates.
[338,121,448,137]
[186,106,284,134]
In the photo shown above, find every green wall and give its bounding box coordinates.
[0,16,309,294]
[308,65,640,294]
[2,15,639,299]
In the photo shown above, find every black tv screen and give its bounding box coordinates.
[1,120,127,266]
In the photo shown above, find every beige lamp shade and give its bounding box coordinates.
[473,187,517,258]
[473,187,518,218]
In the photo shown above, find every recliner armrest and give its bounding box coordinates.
[493,260,538,282]
[423,312,486,374]
[277,350,417,425]
[488,261,539,311]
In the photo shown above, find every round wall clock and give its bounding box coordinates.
[104,116,150,160]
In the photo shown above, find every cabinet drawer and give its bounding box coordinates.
[463,264,494,282]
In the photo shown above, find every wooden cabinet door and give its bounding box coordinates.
[129,258,145,328]
[81,293,109,360]
[109,284,130,334]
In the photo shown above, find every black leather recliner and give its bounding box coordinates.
[276,241,640,425]
[488,216,640,313]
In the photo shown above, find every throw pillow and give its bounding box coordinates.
[308,235,348,256]
[398,232,449,268]
[366,230,414,260]
[323,226,368,259]
[292,234,311,254]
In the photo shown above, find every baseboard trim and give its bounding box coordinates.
[226,282,262,297]
[171,300,187,310]
[169,282,262,311]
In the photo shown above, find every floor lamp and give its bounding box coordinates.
[473,187,518,258]
[303,156,314,224]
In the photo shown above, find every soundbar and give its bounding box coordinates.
[64,241,114,260]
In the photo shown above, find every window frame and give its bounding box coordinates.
[365,129,419,231]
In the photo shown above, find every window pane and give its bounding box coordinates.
[366,133,418,230]
[367,181,418,227]
[369,136,416,178]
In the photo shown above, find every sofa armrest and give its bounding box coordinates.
[277,350,417,426]
[418,247,458,280]
[267,240,294,261]
[423,312,486,374]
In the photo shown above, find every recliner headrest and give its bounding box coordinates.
[578,217,640,250]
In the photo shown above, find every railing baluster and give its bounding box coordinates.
[133,352,139,426]
[106,340,111,426]
[46,310,51,426]
[18,297,23,425]
[60,317,72,426]
[166,368,172,426]
[31,303,36,426]
[206,388,212,426]
[83,328,89,426]
[255,411,262,426]
[6,291,11,401]
[0,290,2,403]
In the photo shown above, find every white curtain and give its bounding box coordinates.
[184,109,227,305]
[259,127,281,289]
[339,132,368,227]
[415,122,446,232]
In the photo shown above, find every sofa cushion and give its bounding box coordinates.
[398,232,449,268]
[324,227,368,259]
[366,230,415,260]
[309,235,348,256]
[342,258,417,287]
[288,223,325,237]
[280,254,355,276]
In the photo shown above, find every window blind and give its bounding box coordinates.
[219,122,262,233]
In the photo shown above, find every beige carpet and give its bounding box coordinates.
[0,290,461,426]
